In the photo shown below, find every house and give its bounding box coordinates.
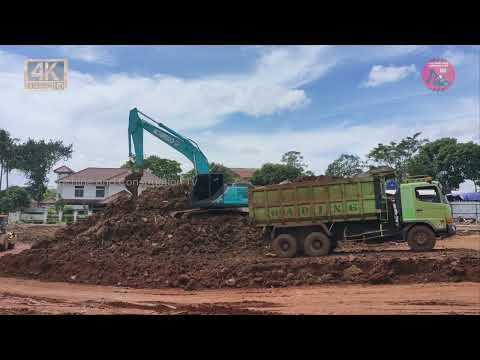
[54,166,164,211]
[229,168,257,180]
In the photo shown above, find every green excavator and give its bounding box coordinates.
[125,108,250,215]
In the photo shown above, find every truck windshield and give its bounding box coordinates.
[415,186,442,203]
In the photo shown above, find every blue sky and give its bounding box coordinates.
[0,45,479,191]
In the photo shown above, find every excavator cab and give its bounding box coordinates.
[192,173,225,207]
[191,173,224,208]
[192,173,250,209]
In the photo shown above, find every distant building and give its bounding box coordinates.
[230,168,257,180]
[54,166,164,210]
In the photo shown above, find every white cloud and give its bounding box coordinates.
[198,96,479,176]
[0,49,23,72]
[442,48,466,66]
[0,46,336,186]
[335,45,427,64]
[1,46,476,189]
[378,45,426,57]
[56,45,114,65]
[362,64,416,88]
[254,45,336,87]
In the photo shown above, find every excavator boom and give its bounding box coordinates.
[128,108,209,173]
[126,108,210,197]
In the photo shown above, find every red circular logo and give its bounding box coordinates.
[422,58,455,91]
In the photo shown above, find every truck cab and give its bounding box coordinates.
[399,178,456,237]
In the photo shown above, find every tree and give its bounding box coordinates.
[250,151,311,185]
[408,138,480,193]
[0,129,20,190]
[325,154,366,178]
[281,151,307,171]
[120,161,133,169]
[122,156,183,181]
[16,139,73,206]
[0,186,31,213]
[209,162,238,183]
[144,156,182,180]
[367,132,428,180]
[250,163,303,186]
[181,162,238,184]
[180,168,196,183]
[54,194,66,213]
[43,188,57,202]
[457,142,480,190]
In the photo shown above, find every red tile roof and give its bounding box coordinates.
[57,168,163,185]
[230,168,256,178]
[53,165,74,174]
[108,169,163,185]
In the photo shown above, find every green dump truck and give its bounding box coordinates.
[249,171,456,257]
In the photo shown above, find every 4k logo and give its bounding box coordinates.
[24,59,68,90]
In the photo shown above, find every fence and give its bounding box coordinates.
[449,201,480,223]
[9,205,92,225]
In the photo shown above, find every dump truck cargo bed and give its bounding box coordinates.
[249,176,389,226]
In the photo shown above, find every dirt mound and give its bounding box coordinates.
[0,184,268,289]
[0,184,479,289]
[293,175,340,184]
[7,224,63,243]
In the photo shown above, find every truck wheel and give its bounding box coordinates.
[7,243,15,250]
[407,225,436,252]
[304,232,331,257]
[272,234,298,258]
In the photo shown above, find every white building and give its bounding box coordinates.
[54,166,164,210]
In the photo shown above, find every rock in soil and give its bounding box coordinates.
[343,265,363,280]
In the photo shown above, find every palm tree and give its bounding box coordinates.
[0,129,19,190]
[0,130,9,190]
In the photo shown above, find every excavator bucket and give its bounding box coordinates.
[125,170,144,198]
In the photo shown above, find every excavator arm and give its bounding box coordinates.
[128,108,209,173]
[125,108,209,196]
[125,108,249,211]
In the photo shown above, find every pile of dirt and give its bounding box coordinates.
[0,184,479,289]
[0,185,268,289]
[293,175,341,184]
[7,224,64,244]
